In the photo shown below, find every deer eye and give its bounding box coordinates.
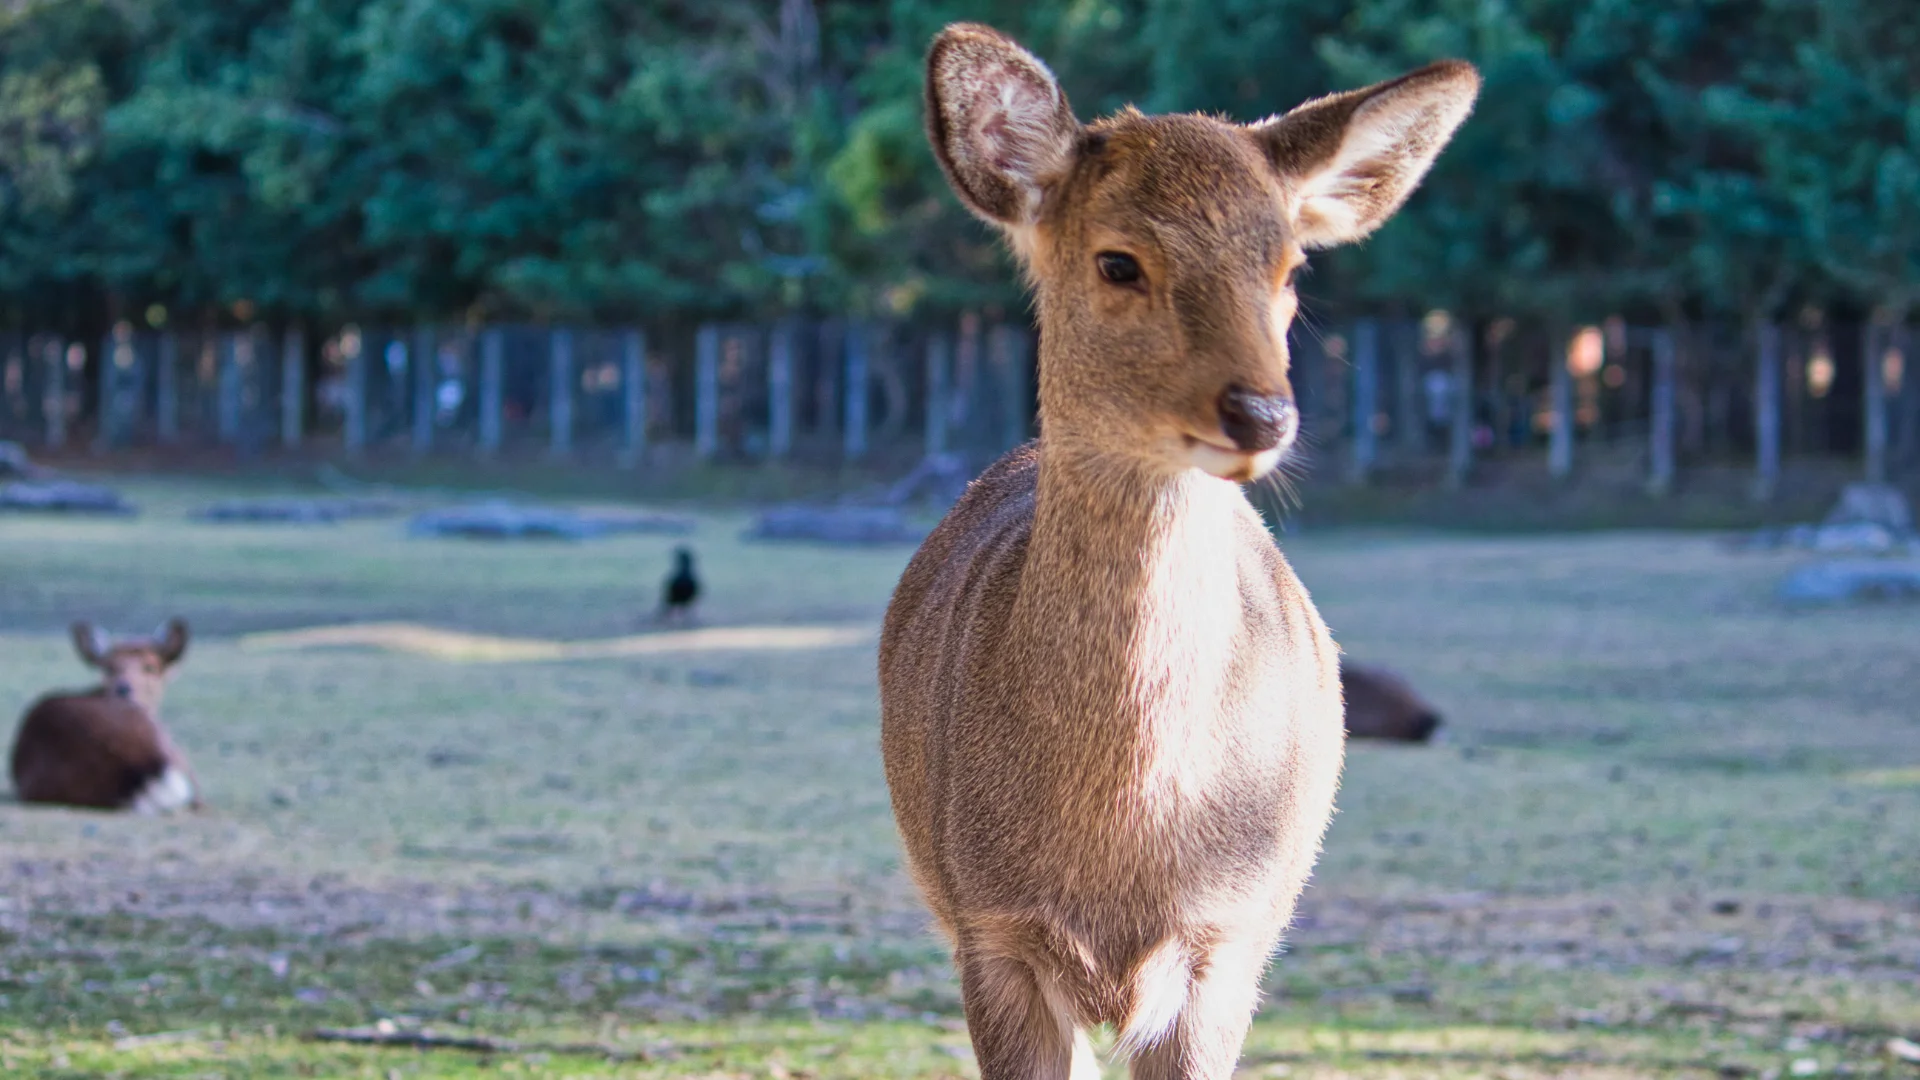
[1096,252,1143,286]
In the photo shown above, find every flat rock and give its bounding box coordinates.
[191,497,409,525]
[571,508,697,536]
[1777,559,1920,604]
[0,479,137,515]
[1738,522,1920,556]
[1738,483,1918,554]
[1823,482,1913,533]
[0,441,42,479]
[853,453,974,510]
[744,505,928,546]
[408,501,694,541]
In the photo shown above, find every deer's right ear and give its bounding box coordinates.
[71,622,109,668]
[926,23,1080,230]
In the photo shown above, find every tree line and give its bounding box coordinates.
[1,0,1914,345]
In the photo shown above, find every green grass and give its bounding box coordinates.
[2,471,1918,1077]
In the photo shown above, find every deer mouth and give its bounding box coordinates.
[1182,434,1283,482]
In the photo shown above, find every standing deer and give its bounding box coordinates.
[879,24,1477,1078]
[9,619,202,813]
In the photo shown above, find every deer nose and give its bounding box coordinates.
[112,681,133,698]
[1216,385,1296,452]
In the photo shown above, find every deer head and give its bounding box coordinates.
[926,24,1479,482]
[71,618,190,715]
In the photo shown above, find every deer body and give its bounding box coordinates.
[883,446,1342,1067]
[1341,662,1444,743]
[880,24,1477,1078]
[9,620,200,814]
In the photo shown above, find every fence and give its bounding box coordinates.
[0,315,1036,471]
[1,311,1914,492]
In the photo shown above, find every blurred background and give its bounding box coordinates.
[0,0,1914,517]
[1,2,1918,1078]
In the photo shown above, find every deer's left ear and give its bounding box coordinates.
[72,622,110,668]
[1252,61,1480,249]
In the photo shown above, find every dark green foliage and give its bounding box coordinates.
[0,0,1911,329]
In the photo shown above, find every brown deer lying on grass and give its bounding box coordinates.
[879,23,1476,1079]
[1341,661,1444,743]
[9,619,202,813]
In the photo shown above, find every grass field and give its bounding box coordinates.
[2,473,1918,1078]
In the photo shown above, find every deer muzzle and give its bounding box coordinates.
[1215,384,1297,453]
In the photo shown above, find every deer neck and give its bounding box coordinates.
[1014,431,1249,734]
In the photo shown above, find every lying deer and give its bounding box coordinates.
[10,619,202,813]
[879,24,1476,1078]
[1342,661,1444,743]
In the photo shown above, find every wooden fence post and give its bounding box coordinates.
[1548,327,1574,481]
[155,332,179,446]
[477,328,503,457]
[620,328,647,468]
[925,331,952,459]
[1348,318,1379,484]
[412,327,436,456]
[548,328,574,459]
[1445,324,1473,488]
[1648,328,1677,495]
[1396,320,1425,456]
[1897,327,1917,470]
[843,321,869,461]
[1864,320,1889,484]
[695,323,721,460]
[767,322,794,460]
[344,331,368,455]
[991,323,1032,452]
[953,312,980,450]
[94,328,113,453]
[1752,322,1781,501]
[814,320,841,441]
[43,337,66,449]
[239,324,267,458]
[95,322,138,453]
[282,325,305,449]
[218,332,242,445]
[1,333,23,439]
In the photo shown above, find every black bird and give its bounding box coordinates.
[658,546,700,623]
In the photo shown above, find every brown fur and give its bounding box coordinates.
[9,619,202,813]
[1341,662,1444,743]
[882,24,1477,1079]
